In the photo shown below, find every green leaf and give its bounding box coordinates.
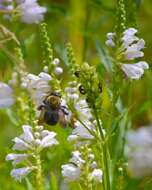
[5,108,19,126]
[25,178,33,190]
[131,100,152,119]
[115,96,124,113]
[95,39,113,72]
[49,172,59,190]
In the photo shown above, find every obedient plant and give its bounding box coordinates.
[0,0,152,190]
[0,0,46,23]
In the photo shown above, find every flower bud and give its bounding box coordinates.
[54,67,63,75]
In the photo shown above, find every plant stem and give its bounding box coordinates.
[35,154,44,190]
[93,108,111,190]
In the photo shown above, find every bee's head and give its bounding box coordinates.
[46,92,61,108]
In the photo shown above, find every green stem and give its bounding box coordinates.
[35,154,44,190]
[78,183,84,190]
[93,108,111,190]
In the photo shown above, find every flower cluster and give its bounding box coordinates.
[0,0,47,24]
[126,126,152,178]
[106,28,149,79]
[21,72,52,106]
[17,0,47,24]
[20,58,64,107]
[6,124,58,181]
[67,95,95,143]
[61,148,103,184]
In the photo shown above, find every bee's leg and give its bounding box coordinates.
[60,106,69,115]
[43,99,51,106]
[37,105,46,110]
[38,107,46,125]
[58,110,67,128]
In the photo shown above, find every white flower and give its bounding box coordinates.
[121,61,149,79]
[67,135,78,141]
[121,28,145,60]
[123,28,137,36]
[12,125,58,151]
[91,161,97,169]
[90,169,103,183]
[18,0,47,24]
[22,125,34,143]
[7,125,59,181]
[67,98,95,143]
[38,72,52,81]
[127,127,152,147]
[54,67,63,75]
[105,32,116,47]
[0,0,13,12]
[65,83,79,101]
[0,82,14,108]
[105,39,115,47]
[70,151,85,166]
[126,126,152,177]
[40,131,59,148]
[75,99,92,120]
[13,137,29,151]
[122,28,138,48]
[11,167,32,181]
[22,72,51,106]
[6,153,29,165]
[124,39,145,60]
[61,164,81,182]
[68,121,94,141]
[128,148,152,178]
[52,58,60,65]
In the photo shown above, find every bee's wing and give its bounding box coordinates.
[58,110,67,128]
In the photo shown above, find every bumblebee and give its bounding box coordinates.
[38,92,69,128]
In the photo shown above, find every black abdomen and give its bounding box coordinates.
[44,110,59,125]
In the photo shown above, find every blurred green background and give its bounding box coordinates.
[0,0,152,189]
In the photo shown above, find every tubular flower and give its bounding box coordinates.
[10,167,33,182]
[61,149,103,184]
[121,61,149,80]
[106,28,149,80]
[6,124,59,181]
[61,164,81,182]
